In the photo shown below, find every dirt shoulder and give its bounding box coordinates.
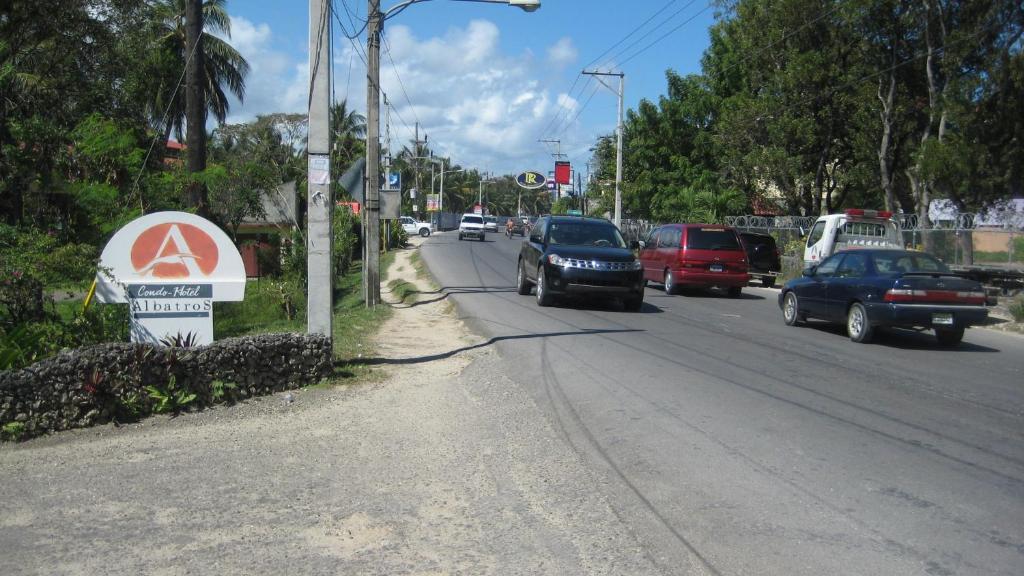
[0,237,659,575]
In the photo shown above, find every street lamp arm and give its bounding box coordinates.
[383,0,538,20]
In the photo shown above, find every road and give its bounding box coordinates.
[419,230,1024,576]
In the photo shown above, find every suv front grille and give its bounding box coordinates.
[562,258,634,271]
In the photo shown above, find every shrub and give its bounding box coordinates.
[0,268,45,325]
[1010,296,1024,323]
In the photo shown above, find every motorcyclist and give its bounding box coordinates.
[506,218,515,238]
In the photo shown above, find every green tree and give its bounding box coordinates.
[149,0,250,144]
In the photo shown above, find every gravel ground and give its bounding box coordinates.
[0,240,660,576]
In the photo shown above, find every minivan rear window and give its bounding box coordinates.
[462,216,483,224]
[686,228,741,250]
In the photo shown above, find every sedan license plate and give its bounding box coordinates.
[710,264,724,272]
[932,312,954,325]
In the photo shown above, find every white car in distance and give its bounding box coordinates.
[400,216,431,237]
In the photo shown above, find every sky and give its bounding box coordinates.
[219,0,721,180]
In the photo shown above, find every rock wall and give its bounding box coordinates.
[0,333,332,440]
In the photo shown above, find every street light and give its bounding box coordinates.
[433,166,464,215]
[479,179,495,213]
[363,0,540,308]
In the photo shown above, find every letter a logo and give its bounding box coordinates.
[131,223,219,278]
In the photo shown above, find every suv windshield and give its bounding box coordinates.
[462,216,483,224]
[873,252,949,275]
[548,222,626,248]
[687,228,741,250]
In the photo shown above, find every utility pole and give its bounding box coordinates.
[364,0,382,307]
[582,70,624,227]
[538,138,567,159]
[307,0,333,335]
[185,0,207,212]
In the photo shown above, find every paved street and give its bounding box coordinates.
[420,231,1024,576]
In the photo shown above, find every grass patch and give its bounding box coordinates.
[387,279,417,304]
[215,278,307,338]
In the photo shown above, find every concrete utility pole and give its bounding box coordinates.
[582,70,624,227]
[307,0,333,335]
[185,0,207,211]
[364,0,382,307]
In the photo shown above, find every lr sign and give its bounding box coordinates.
[94,212,246,345]
[516,171,547,190]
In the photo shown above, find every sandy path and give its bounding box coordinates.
[0,237,659,575]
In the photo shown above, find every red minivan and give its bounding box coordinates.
[638,224,750,297]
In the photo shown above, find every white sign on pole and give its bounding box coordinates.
[94,212,246,345]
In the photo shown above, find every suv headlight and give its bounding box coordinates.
[547,254,567,267]
[630,260,643,270]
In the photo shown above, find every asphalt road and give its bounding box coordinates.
[419,230,1024,576]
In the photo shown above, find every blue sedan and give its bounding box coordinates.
[779,250,988,346]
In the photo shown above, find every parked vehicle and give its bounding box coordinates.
[484,216,498,232]
[458,214,486,241]
[638,224,750,297]
[779,249,988,346]
[804,209,903,267]
[399,216,431,237]
[739,232,781,287]
[517,216,645,310]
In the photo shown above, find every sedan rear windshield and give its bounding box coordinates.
[686,228,741,250]
[461,216,483,224]
[872,252,949,274]
[548,223,626,248]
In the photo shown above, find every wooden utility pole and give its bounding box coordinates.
[185,0,208,212]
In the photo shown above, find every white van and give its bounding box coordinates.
[803,209,903,267]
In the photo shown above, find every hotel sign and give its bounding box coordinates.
[95,212,246,345]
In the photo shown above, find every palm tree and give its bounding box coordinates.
[149,0,249,144]
[330,99,365,167]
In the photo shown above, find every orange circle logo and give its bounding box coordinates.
[130,223,219,278]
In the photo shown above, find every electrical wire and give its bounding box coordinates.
[595,0,703,70]
[129,31,204,213]
[617,2,714,67]
[382,33,423,131]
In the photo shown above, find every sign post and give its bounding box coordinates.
[94,212,246,345]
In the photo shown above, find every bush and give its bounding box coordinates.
[0,268,45,325]
[1010,296,1024,323]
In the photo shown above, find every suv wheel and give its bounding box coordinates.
[847,302,873,343]
[728,286,742,298]
[516,260,531,295]
[419,228,430,237]
[762,277,776,288]
[458,233,464,241]
[536,266,553,307]
[623,293,643,312]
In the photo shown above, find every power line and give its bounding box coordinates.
[596,0,703,70]
[381,33,420,142]
[617,2,714,67]
[582,0,681,70]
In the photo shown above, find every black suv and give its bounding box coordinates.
[739,232,781,287]
[516,216,644,310]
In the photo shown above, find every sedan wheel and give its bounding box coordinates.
[782,292,801,326]
[516,260,531,295]
[536,266,553,307]
[935,327,965,347]
[846,302,874,343]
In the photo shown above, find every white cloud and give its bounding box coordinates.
[546,37,577,68]
[213,16,308,126]
[223,16,587,174]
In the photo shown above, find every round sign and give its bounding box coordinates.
[516,171,547,190]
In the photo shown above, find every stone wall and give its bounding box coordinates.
[0,333,332,440]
